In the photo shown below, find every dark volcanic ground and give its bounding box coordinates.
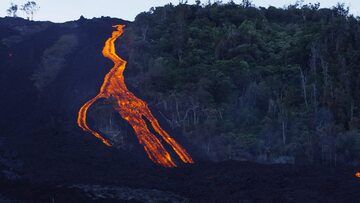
[0,161,360,202]
[0,17,360,202]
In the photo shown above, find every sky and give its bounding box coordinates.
[0,0,359,22]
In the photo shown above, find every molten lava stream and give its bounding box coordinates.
[356,172,360,178]
[77,25,194,167]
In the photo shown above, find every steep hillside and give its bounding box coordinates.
[122,2,360,165]
[0,16,153,182]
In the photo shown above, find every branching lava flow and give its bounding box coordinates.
[77,25,194,167]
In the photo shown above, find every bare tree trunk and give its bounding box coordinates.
[177,51,183,64]
[162,7,167,21]
[320,55,331,101]
[350,101,354,122]
[282,121,286,145]
[193,109,197,125]
[142,25,149,41]
[310,45,318,113]
[299,66,309,109]
[313,84,317,113]
[218,109,223,120]
[175,98,181,122]
[278,90,287,146]
[109,112,113,127]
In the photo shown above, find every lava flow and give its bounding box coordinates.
[77,25,194,167]
[356,172,360,178]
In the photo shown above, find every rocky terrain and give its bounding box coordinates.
[0,161,359,202]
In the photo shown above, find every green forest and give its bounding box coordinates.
[121,1,360,165]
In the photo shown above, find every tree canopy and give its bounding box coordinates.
[123,1,360,165]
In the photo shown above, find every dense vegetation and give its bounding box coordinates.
[122,1,360,165]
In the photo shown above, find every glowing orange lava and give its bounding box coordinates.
[356,172,360,178]
[77,25,194,167]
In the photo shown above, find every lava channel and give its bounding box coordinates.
[77,25,194,167]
